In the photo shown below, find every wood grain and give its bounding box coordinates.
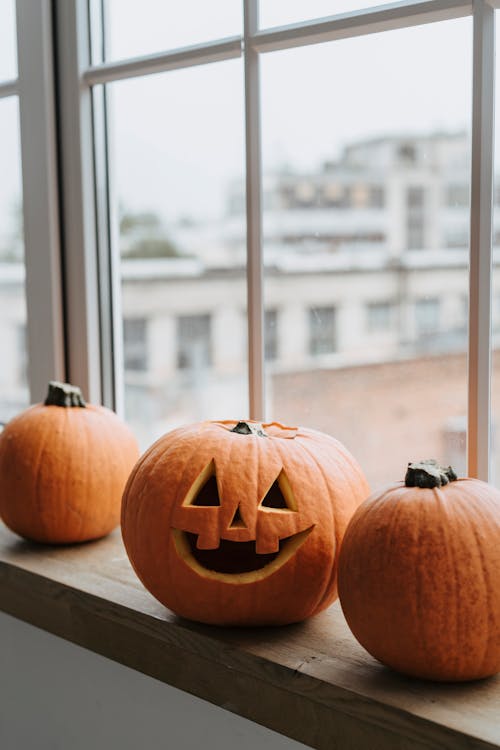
[0,523,499,750]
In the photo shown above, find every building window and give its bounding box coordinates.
[399,143,417,163]
[366,302,394,333]
[445,229,468,248]
[447,184,469,207]
[177,314,212,370]
[264,309,278,361]
[123,318,148,372]
[415,298,440,335]
[294,181,316,206]
[322,182,344,206]
[370,186,385,208]
[351,184,371,208]
[309,306,336,356]
[406,186,425,249]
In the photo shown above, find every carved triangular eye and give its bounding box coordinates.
[261,471,297,511]
[192,475,221,506]
[183,460,221,506]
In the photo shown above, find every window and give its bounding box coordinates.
[0,12,28,421]
[399,143,417,163]
[309,307,336,356]
[406,186,426,250]
[370,186,385,209]
[447,184,469,207]
[177,314,212,370]
[264,309,279,361]
[366,302,394,333]
[123,318,148,372]
[415,298,441,335]
[110,57,247,436]
[5,0,497,489]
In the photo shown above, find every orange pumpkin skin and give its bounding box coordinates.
[121,420,370,626]
[0,385,139,544]
[338,466,500,682]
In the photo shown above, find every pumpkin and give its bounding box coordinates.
[338,460,500,682]
[0,381,139,544]
[121,419,370,626]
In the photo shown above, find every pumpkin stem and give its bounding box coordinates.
[231,421,267,437]
[44,381,86,408]
[405,460,457,488]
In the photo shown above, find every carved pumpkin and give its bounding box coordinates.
[121,419,370,626]
[0,381,139,544]
[338,460,500,681]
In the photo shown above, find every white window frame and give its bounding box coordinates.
[7,0,497,479]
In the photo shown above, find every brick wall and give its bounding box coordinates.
[271,351,500,490]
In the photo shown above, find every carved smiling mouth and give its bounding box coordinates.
[172,527,314,583]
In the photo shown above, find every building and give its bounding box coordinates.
[2,131,500,483]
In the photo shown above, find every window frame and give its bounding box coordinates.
[7,0,497,480]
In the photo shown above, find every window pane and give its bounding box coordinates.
[259,0,394,29]
[107,60,247,448]
[103,0,242,62]
[0,0,17,81]
[260,19,472,487]
[0,97,28,419]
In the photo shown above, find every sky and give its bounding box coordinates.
[0,0,493,235]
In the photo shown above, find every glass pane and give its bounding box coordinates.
[0,97,28,420]
[107,60,247,449]
[259,19,472,488]
[259,0,393,29]
[491,12,500,485]
[103,0,242,62]
[0,0,17,81]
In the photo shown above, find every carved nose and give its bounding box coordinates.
[228,504,247,529]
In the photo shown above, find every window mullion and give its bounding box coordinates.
[54,0,103,404]
[16,0,65,402]
[468,0,495,479]
[244,0,265,421]
[84,37,243,86]
[251,0,472,53]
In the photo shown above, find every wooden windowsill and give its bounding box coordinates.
[0,522,498,750]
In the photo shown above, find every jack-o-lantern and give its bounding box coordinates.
[121,420,370,626]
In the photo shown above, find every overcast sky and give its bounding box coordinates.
[0,1,494,234]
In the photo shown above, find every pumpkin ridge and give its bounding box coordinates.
[33,409,58,539]
[413,492,432,667]
[469,519,493,674]
[122,436,173,520]
[75,407,89,537]
[293,438,341,614]
[459,483,500,674]
[438,486,464,677]
[414,494,433,662]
